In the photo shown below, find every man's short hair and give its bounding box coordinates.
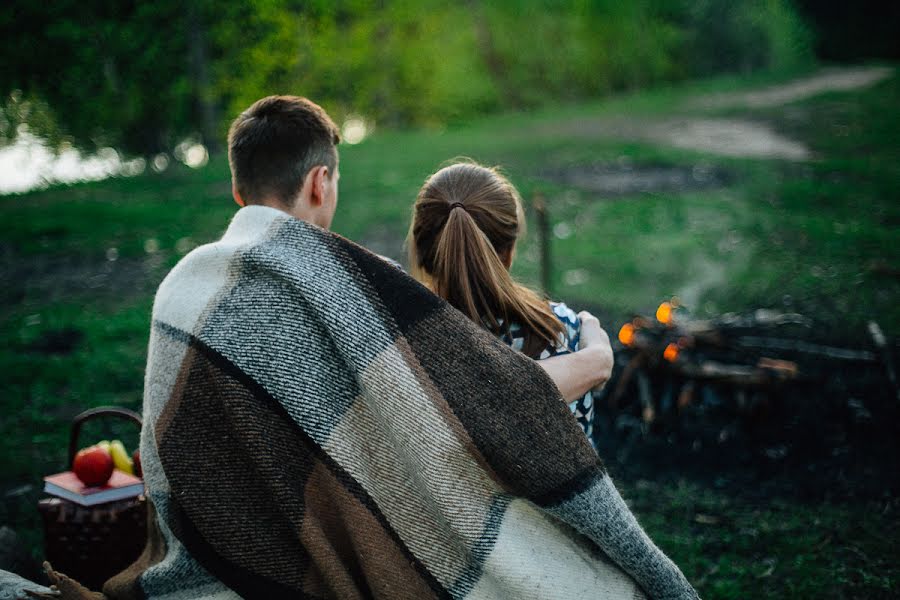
[228,96,341,206]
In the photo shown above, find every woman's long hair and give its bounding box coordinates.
[407,162,564,358]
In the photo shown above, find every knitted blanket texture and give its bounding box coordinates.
[105,206,698,600]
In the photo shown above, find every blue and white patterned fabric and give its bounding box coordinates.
[499,301,596,449]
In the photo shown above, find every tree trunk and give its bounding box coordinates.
[187,4,220,154]
[468,1,519,108]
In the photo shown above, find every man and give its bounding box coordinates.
[228,96,341,230]
[101,96,697,599]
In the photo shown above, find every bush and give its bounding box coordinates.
[679,0,813,75]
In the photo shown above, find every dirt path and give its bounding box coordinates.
[539,66,894,160]
[692,65,893,110]
[666,66,893,158]
[607,117,813,160]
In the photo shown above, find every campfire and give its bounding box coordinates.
[605,299,896,429]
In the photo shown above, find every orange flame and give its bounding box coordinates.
[656,301,673,324]
[663,343,679,362]
[618,323,635,346]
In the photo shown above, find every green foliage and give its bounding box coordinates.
[677,0,813,75]
[0,91,64,149]
[2,0,813,155]
[1,0,194,153]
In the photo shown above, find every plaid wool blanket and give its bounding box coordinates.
[104,205,698,600]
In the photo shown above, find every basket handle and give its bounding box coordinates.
[68,406,142,467]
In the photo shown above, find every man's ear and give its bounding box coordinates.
[232,182,246,207]
[308,166,329,207]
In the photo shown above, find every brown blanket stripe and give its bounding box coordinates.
[166,495,308,599]
[153,319,451,599]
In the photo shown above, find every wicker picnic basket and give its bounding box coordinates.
[38,406,148,591]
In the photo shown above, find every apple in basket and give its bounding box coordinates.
[73,445,115,486]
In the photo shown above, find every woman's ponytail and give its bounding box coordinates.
[409,162,565,358]
[431,205,518,332]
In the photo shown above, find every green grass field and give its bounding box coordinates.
[2,67,898,597]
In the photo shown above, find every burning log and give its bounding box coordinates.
[606,298,892,426]
[868,321,900,401]
[676,360,785,386]
[733,337,876,361]
[609,352,646,410]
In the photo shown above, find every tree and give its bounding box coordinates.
[1,0,198,155]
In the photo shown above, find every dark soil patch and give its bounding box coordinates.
[0,244,168,308]
[595,354,900,505]
[539,161,732,197]
[26,328,83,355]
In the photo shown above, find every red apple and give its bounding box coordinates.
[73,445,114,487]
[132,449,142,478]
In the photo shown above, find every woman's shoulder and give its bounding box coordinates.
[548,301,582,353]
[549,301,579,327]
[498,301,582,356]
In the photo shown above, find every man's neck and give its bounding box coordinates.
[248,198,326,229]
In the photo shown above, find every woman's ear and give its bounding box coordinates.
[499,245,515,270]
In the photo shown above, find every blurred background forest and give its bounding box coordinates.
[0,0,835,154]
[2,0,898,155]
[2,1,899,598]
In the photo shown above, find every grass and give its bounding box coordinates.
[1,65,898,597]
[621,478,898,599]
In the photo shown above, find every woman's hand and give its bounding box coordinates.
[577,310,614,390]
[577,311,607,349]
[577,311,614,389]
[537,310,614,401]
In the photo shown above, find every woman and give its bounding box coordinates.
[407,161,607,447]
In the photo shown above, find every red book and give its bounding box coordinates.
[43,470,144,506]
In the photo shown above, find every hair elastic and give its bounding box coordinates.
[449,202,466,211]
